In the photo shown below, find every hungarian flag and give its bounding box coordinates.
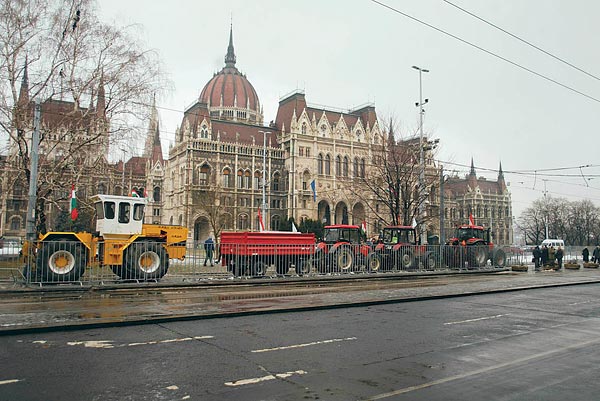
[361,220,367,234]
[258,207,265,232]
[131,189,139,197]
[69,184,78,221]
[469,214,475,226]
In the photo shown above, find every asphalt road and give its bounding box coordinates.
[2,283,600,400]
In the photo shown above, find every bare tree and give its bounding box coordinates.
[191,186,232,244]
[0,0,169,233]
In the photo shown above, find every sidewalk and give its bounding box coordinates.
[1,267,599,335]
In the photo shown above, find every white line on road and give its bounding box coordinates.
[367,337,600,400]
[67,336,214,349]
[251,337,357,353]
[0,379,21,385]
[225,370,307,387]
[568,300,593,306]
[444,314,506,325]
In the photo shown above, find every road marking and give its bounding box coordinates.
[444,314,505,325]
[32,340,47,344]
[67,336,214,349]
[367,337,600,400]
[0,379,21,385]
[568,300,593,306]
[225,370,307,387]
[166,385,179,390]
[251,337,357,353]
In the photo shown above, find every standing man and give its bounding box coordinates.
[582,247,590,263]
[204,236,215,267]
[541,245,549,267]
[592,245,599,263]
[533,246,541,271]
[555,246,564,270]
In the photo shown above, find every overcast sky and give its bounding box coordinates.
[98,0,600,219]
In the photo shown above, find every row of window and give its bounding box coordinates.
[317,154,366,178]
[444,205,511,220]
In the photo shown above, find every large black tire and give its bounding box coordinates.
[396,247,416,270]
[366,252,382,272]
[251,259,267,277]
[468,245,488,268]
[37,239,86,282]
[491,249,507,267]
[123,242,169,280]
[334,246,354,272]
[296,258,311,275]
[422,251,437,270]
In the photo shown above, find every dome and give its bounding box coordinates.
[199,27,262,124]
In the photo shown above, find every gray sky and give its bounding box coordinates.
[98,0,600,219]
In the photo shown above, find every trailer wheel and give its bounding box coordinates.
[491,248,506,267]
[366,252,381,272]
[124,242,169,280]
[38,239,86,282]
[335,246,354,272]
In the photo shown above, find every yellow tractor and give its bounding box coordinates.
[28,194,187,282]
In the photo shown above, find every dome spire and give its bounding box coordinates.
[224,23,236,68]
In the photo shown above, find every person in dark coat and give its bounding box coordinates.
[582,247,590,263]
[541,245,549,267]
[532,246,541,271]
[592,246,600,263]
[203,236,215,267]
[555,246,563,270]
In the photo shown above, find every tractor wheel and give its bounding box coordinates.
[335,246,354,272]
[296,258,311,275]
[38,239,86,282]
[397,247,416,270]
[124,242,169,280]
[423,251,437,270]
[491,249,507,267]
[468,245,488,268]
[251,259,267,277]
[366,252,382,272]
[442,246,459,269]
[110,265,124,278]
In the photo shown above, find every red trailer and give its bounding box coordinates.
[220,231,316,276]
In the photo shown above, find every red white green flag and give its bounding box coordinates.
[69,184,78,221]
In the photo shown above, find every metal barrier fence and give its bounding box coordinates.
[1,240,594,286]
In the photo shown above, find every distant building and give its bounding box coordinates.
[442,159,513,245]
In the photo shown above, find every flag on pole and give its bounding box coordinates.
[69,184,78,221]
[292,221,298,232]
[469,214,475,226]
[361,220,367,234]
[258,208,265,232]
[310,179,317,202]
[411,217,417,228]
[131,189,140,197]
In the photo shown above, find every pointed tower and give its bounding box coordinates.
[96,73,105,118]
[17,59,30,109]
[224,24,236,68]
[468,157,478,189]
[144,94,163,164]
[497,161,506,191]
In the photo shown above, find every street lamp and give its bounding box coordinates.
[412,65,429,244]
[258,130,271,231]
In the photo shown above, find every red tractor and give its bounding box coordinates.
[372,225,438,271]
[312,225,376,273]
[444,224,506,268]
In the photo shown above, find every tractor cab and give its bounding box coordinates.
[91,194,147,238]
[455,225,490,243]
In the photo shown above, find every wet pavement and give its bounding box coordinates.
[1,266,599,334]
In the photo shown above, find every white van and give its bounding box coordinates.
[541,239,564,248]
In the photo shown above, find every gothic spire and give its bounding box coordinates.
[96,72,106,117]
[224,23,236,68]
[498,161,504,179]
[18,58,29,108]
[469,157,476,177]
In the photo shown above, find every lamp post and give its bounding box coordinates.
[258,130,270,230]
[412,65,429,244]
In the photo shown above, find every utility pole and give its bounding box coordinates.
[258,131,270,230]
[25,100,41,241]
[543,179,549,239]
[412,65,429,245]
[439,165,445,244]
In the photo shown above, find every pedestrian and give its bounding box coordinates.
[203,236,215,267]
[592,245,600,263]
[582,247,590,263]
[541,245,548,267]
[555,246,563,270]
[548,246,556,268]
[532,245,541,271]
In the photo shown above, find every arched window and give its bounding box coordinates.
[335,155,341,176]
[238,214,249,230]
[254,170,261,190]
[301,123,307,135]
[244,170,251,189]
[237,169,244,188]
[271,215,281,231]
[223,168,232,188]
[200,124,209,139]
[272,172,281,191]
[353,157,359,178]
[178,215,183,225]
[97,183,106,194]
[343,156,349,177]
[179,166,185,186]
[302,170,311,190]
[199,164,210,186]
[153,186,161,202]
[325,154,331,175]
[360,158,365,178]
[10,217,20,230]
[318,153,324,175]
